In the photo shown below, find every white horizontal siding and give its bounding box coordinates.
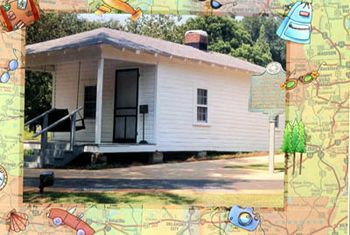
[156,62,284,152]
[137,66,156,143]
[52,60,156,144]
[52,58,283,152]
[53,60,98,142]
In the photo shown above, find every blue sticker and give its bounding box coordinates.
[9,59,18,71]
[228,205,260,231]
[276,2,313,44]
[0,50,19,84]
[210,0,222,9]
[0,72,10,83]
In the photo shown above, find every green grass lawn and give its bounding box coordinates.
[223,162,285,172]
[23,191,284,208]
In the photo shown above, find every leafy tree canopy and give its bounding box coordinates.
[123,15,183,43]
[180,16,252,50]
[26,13,122,45]
[178,16,283,67]
[241,16,286,67]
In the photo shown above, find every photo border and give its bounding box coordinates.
[0,0,348,234]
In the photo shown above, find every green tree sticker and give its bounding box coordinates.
[291,121,299,175]
[296,121,306,175]
[281,121,293,153]
[281,121,293,174]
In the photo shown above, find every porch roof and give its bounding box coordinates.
[26,27,264,73]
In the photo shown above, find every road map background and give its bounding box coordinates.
[0,0,348,234]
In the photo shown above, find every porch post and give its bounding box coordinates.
[95,58,104,144]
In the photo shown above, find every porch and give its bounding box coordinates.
[24,141,157,153]
[24,141,158,168]
[25,41,160,167]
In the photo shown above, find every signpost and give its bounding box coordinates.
[249,62,285,174]
[139,104,149,144]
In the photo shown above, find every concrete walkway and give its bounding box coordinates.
[24,155,284,194]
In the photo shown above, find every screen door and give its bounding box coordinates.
[113,69,139,143]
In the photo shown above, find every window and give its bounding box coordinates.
[196,88,208,123]
[274,115,279,128]
[84,86,96,119]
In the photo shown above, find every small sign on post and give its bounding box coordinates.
[139,104,149,144]
[248,62,285,174]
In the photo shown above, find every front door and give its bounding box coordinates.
[113,69,139,143]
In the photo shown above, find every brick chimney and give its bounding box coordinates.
[184,30,208,51]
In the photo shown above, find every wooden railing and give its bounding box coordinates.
[24,106,83,167]
[32,107,83,138]
[25,108,55,126]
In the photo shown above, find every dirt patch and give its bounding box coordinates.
[184,151,280,162]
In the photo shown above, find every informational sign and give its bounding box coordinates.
[248,62,286,174]
[248,62,286,116]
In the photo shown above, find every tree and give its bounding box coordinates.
[291,121,299,175]
[178,16,252,53]
[231,24,273,66]
[178,16,276,67]
[25,71,52,128]
[281,121,293,153]
[230,43,255,62]
[123,15,183,43]
[26,13,122,45]
[281,121,293,175]
[296,121,306,175]
[252,25,273,65]
[241,16,286,68]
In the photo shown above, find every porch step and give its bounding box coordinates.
[45,147,83,167]
[24,142,73,151]
[24,155,41,168]
[24,142,84,168]
[24,149,41,168]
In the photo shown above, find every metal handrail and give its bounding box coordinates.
[32,106,83,138]
[24,108,55,126]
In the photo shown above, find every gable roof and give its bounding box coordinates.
[26,27,264,73]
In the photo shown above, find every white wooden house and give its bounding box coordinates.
[25,28,284,165]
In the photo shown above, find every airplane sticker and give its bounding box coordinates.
[95,0,142,21]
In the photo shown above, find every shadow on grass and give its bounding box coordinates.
[23,192,119,204]
[223,162,285,172]
[23,191,196,205]
[124,192,196,205]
